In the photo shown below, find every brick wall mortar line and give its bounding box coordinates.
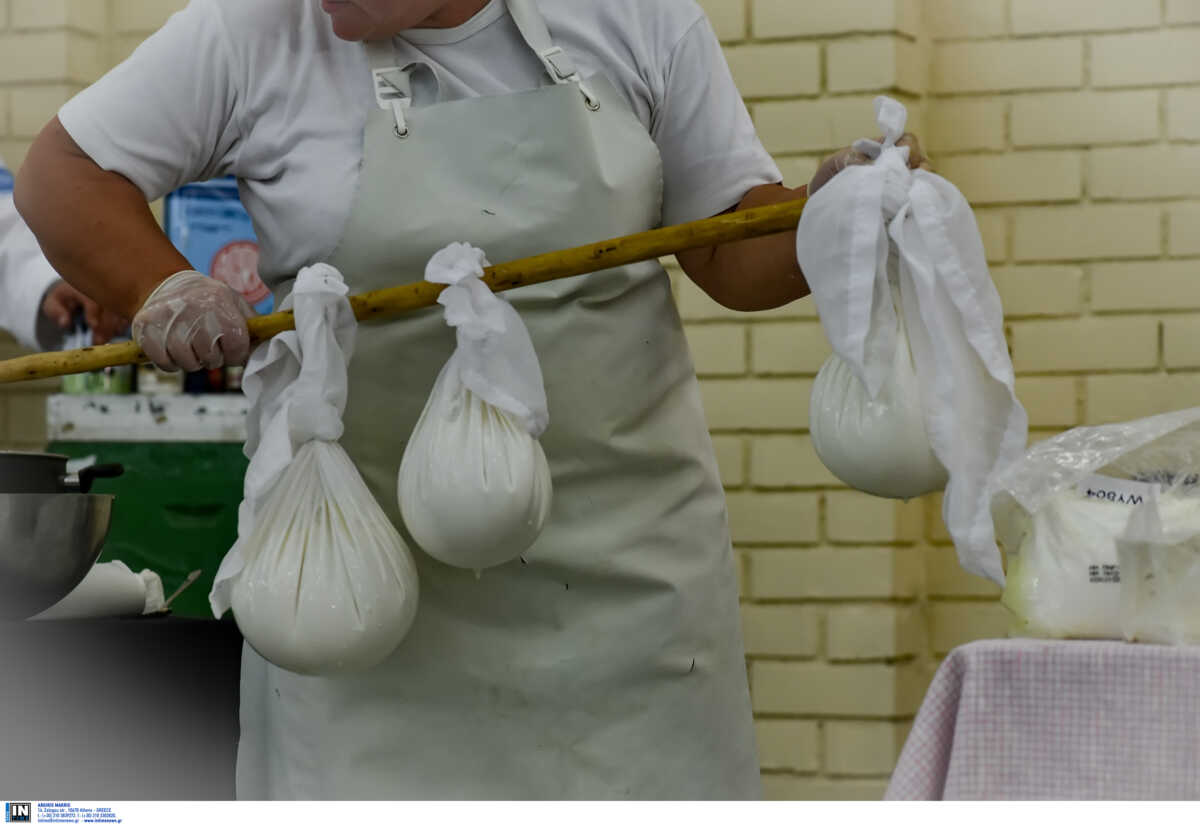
[7,26,102,38]
[1083,34,1093,89]
[931,83,1200,99]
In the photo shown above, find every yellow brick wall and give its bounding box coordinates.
[0,0,1196,801]
[686,0,937,801]
[696,0,1198,801]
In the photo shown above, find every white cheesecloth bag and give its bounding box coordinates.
[809,273,948,500]
[209,263,419,675]
[798,96,1028,585]
[398,243,553,571]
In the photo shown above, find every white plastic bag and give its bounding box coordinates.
[991,407,1200,640]
[798,96,1027,584]
[398,243,552,571]
[209,263,419,676]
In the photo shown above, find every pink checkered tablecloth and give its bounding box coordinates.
[886,639,1200,800]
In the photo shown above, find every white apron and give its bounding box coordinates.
[235,0,760,799]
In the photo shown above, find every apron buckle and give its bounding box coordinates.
[373,67,415,138]
[372,67,408,107]
[537,46,577,82]
[535,46,599,111]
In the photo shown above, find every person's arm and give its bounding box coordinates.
[676,134,931,312]
[16,118,253,370]
[15,117,191,320]
[676,182,809,312]
[15,0,257,370]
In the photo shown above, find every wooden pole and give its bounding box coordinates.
[0,197,806,384]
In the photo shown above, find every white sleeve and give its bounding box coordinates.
[57,0,243,202]
[0,165,62,351]
[653,15,782,226]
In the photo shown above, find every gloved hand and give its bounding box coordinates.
[132,270,254,372]
[808,132,932,196]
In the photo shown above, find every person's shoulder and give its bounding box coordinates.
[190,0,333,45]
[552,0,705,43]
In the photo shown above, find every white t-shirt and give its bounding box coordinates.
[0,156,62,350]
[58,0,781,280]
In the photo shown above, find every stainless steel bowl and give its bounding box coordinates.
[0,493,114,620]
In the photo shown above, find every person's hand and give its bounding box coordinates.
[808,132,933,196]
[131,270,255,372]
[40,280,128,344]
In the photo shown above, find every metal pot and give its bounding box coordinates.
[0,451,123,494]
[0,493,114,620]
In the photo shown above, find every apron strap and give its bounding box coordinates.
[505,0,600,110]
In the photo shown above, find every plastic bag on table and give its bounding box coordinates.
[990,407,1200,640]
[398,243,552,571]
[208,263,419,675]
[1118,480,1200,646]
[798,95,1027,585]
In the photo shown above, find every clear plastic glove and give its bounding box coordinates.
[808,132,932,196]
[132,270,254,372]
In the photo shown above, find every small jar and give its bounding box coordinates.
[137,363,184,395]
[225,365,245,393]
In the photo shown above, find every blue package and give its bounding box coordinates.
[164,177,273,315]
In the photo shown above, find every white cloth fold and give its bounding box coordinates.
[425,243,549,437]
[210,263,357,614]
[31,561,165,620]
[798,96,1028,585]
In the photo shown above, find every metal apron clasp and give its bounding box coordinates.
[372,63,439,138]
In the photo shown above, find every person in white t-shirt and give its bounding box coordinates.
[15,0,928,800]
[0,155,124,351]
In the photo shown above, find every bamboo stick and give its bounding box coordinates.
[0,196,806,384]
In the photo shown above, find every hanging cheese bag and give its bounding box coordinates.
[798,96,1028,585]
[809,270,948,500]
[209,263,419,675]
[398,243,553,571]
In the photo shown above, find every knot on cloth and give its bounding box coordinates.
[237,262,358,497]
[424,242,550,437]
[426,242,508,342]
[853,96,912,222]
[287,400,344,444]
[425,241,490,287]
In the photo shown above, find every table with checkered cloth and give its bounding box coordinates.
[886,639,1200,800]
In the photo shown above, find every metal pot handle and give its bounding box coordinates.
[62,463,125,494]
